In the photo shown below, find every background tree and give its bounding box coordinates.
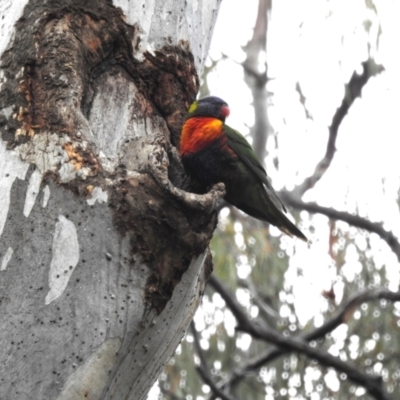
[160,1,400,399]
[0,1,224,399]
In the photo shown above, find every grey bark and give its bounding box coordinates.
[0,0,222,399]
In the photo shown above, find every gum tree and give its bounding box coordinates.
[0,1,223,399]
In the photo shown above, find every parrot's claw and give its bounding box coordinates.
[149,145,225,213]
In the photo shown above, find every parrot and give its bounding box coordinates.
[179,96,308,242]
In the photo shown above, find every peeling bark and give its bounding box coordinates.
[0,0,222,398]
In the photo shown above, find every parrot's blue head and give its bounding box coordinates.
[186,96,230,122]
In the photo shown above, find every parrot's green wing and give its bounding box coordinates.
[224,124,287,212]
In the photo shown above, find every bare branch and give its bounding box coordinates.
[293,58,384,197]
[209,275,392,400]
[240,278,280,322]
[280,191,400,262]
[243,0,269,59]
[242,0,271,164]
[295,82,313,120]
[190,322,238,400]
[216,287,400,393]
[306,288,400,340]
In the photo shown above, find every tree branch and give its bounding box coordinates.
[240,278,280,322]
[295,82,313,120]
[242,0,271,164]
[280,192,400,262]
[190,322,239,400]
[293,58,384,197]
[215,286,400,393]
[208,275,392,400]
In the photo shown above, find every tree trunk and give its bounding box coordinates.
[0,1,223,399]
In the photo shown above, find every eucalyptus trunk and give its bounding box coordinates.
[0,1,222,399]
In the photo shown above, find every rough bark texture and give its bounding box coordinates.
[0,0,222,399]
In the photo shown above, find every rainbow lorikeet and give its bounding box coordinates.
[179,96,307,241]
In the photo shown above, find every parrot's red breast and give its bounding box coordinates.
[180,117,224,155]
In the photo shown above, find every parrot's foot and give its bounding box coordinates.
[148,143,225,213]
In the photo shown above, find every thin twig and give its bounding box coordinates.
[190,322,239,400]
[293,59,384,197]
[295,82,313,120]
[280,192,400,262]
[240,278,280,321]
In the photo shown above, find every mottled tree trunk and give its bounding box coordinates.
[0,1,222,399]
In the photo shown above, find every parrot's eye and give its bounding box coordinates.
[220,105,230,118]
